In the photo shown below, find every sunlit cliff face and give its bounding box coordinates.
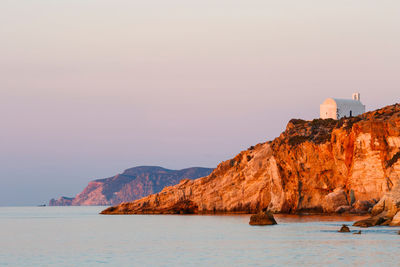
[102,104,400,215]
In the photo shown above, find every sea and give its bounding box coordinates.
[0,206,399,267]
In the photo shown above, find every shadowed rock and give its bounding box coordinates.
[353,200,374,212]
[249,211,277,226]
[353,216,388,227]
[101,199,198,215]
[338,224,350,232]
[335,205,352,214]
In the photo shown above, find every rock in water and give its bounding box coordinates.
[353,216,388,227]
[249,211,277,226]
[353,230,362,235]
[338,224,350,232]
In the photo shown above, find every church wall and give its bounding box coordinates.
[320,103,338,119]
[336,102,365,119]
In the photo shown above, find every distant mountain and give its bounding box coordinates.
[49,166,214,206]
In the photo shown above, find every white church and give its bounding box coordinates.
[320,93,365,120]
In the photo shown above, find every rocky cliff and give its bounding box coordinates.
[49,166,214,206]
[102,104,400,215]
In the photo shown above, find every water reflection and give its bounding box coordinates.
[275,214,369,223]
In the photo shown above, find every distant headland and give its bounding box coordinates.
[49,166,214,206]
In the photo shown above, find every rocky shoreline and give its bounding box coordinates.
[353,183,400,227]
[101,104,400,224]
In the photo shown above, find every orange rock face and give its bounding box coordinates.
[101,104,400,215]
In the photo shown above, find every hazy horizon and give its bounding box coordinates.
[1,0,399,205]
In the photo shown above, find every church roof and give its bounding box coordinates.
[322,98,364,106]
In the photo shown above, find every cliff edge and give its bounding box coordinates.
[101,104,400,215]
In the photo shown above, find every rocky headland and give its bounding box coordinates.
[49,166,213,206]
[101,104,400,218]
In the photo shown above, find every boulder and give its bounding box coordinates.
[323,189,349,213]
[249,211,277,226]
[353,200,373,212]
[338,224,350,232]
[389,211,400,226]
[353,216,389,227]
[335,205,352,214]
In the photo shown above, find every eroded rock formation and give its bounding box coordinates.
[49,166,213,206]
[353,183,400,227]
[101,104,400,215]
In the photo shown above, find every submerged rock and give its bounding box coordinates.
[249,211,277,226]
[353,230,362,235]
[338,224,350,232]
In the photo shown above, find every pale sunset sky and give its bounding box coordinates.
[0,0,399,205]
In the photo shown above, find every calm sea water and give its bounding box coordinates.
[0,206,399,267]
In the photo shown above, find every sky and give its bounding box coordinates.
[0,0,399,206]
